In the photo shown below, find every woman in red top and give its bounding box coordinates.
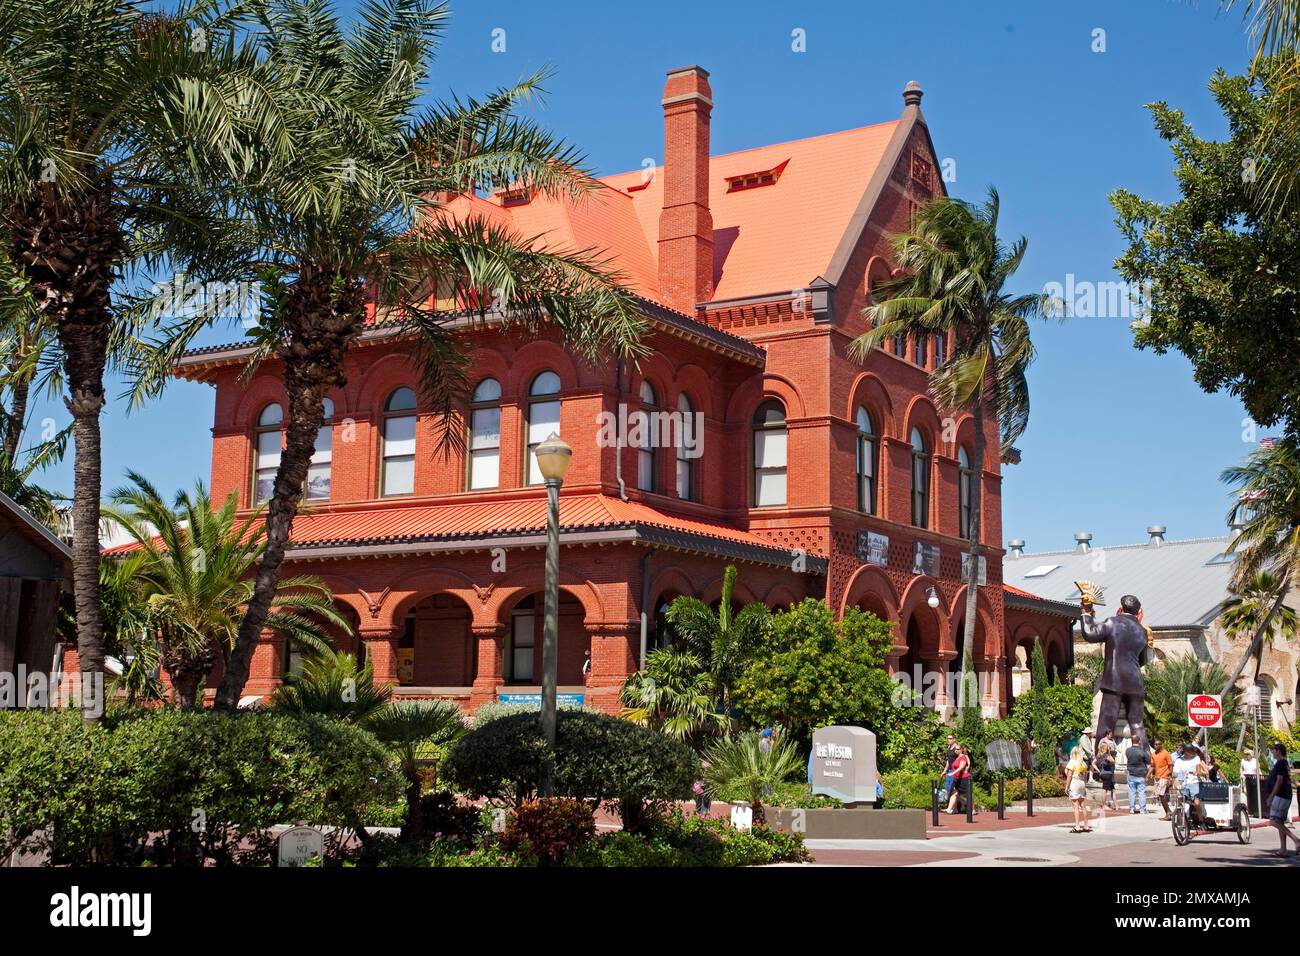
[946,744,973,815]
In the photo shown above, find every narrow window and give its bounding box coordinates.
[381,387,417,497]
[253,403,282,504]
[526,371,562,485]
[637,380,658,492]
[856,407,877,515]
[508,598,536,683]
[913,333,927,367]
[676,393,696,501]
[468,378,501,490]
[306,398,334,500]
[910,427,930,528]
[959,445,974,540]
[752,400,788,507]
[934,330,947,366]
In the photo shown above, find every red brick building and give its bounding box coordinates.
[171,67,1071,715]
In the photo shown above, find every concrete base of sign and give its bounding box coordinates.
[767,808,927,840]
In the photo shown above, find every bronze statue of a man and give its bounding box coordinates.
[1078,592,1149,747]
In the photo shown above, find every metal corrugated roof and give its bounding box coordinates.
[1003,535,1235,629]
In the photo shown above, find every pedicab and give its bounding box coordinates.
[1170,779,1251,846]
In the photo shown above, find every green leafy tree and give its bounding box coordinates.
[619,647,728,745]
[663,565,771,723]
[1143,655,1240,745]
[734,600,894,745]
[0,0,283,690]
[850,190,1045,709]
[701,732,804,824]
[104,471,346,707]
[1112,61,1300,438]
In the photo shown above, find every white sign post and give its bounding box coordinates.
[277,825,324,867]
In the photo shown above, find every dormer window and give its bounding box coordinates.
[500,187,531,207]
[725,159,788,192]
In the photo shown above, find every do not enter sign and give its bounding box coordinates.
[1187,694,1223,728]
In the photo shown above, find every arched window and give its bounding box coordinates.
[306,398,334,500]
[855,407,877,514]
[934,330,947,366]
[676,392,697,501]
[958,445,974,539]
[913,333,927,367]
[636,379,659,492]
[893,333,907,357]
[381,387,417,497]
[253,403,282,504]
[507,596,536,683]
[526,371,562,486]
[752,400,788,507]
[910,427,930,528]
[468,378,501,490]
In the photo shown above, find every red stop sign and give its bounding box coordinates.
[1187,694,1223,728]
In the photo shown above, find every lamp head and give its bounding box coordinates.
[535,433,572,482]
[926,587,940,609]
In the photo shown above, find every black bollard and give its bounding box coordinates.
[997,778,1005,820]
[1026,774,1034,817]
[966,777,974,823]
[932,779,941,827]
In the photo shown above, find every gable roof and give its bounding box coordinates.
[1003,536,1236,630]
[438,121,904,306]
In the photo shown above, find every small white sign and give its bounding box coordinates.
[277,825,324,867]
[730,804,753,833]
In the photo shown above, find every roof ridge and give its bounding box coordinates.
[1010,535,1232,558]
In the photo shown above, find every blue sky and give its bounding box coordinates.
[25,0,1263,552]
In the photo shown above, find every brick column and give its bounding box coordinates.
[977,659,999,718]
[925,652,955,715]
[469,622,506,711]
[242,628,286,701]
[587,621,637,715]
[360,625,401,686]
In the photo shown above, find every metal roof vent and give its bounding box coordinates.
[1146,524,1166,547]
[1008,538,1025,558]
[1074,532,1093,553]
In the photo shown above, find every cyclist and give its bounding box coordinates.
[1172,743,1206,823]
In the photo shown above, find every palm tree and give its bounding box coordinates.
[124,0,644,710]
[663,565,770,724]
[104,470,347,707]
[620,647,728,744]
[271,650,392,723]
[849,189,1045,708]
[1221,569,1298,747]
[368,699,466,839]
[0,0,286,694]
[702,732,804,825]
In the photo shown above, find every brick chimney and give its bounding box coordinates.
[658,66,714,314]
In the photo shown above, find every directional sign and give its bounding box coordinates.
[1187,694,1223,729]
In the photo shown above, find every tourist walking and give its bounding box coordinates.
[1241,749,1261,817]
[942,733,958,802]
[946,743,975,815]
[1265,742,1299,857]
[1065,746,1092,833]
[1151,739,1174,820]
[1125,738,1153,814]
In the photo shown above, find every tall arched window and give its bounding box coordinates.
[958,445,974,539]
[636,379,659,492]
[910,427,930,528]
[381,387,417,497]
[468,378,501,490]
[934,330,947,366]
[507,596,536,683]
[253,403,282,504]
[526,371,561,485]
[855,407,877,514]
[752,400,788,507]
[893,333,907,357]
[676,392,696,501]
[306,398,334,500]
[913,333,927,367]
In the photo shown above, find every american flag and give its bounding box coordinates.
[1260,437,1276,448]
[1241,490,1266,501]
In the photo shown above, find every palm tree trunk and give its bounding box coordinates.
[3,371,29,462]
[956,394,986,711]
[214,267,364,710]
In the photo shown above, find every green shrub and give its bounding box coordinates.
[881,771,995,810]
[442,709,698,831]
[0,709,402,866]
[1003,774,1066,800]
[874,703,947,774]
[574,809,810,867]
[468,699,586,730]
[416,791,483,843]
[501,798,596,866]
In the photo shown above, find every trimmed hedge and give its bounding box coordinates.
[0,709,402,865]
[442,709,698,830]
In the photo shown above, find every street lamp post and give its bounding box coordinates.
[534,432,572,798]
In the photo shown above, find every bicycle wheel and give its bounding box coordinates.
[1236,804,1251,844]
[1172,806,1190,845]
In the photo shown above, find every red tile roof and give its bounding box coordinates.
[1003,583,1043,600]
[104,494,818,567]
[436,122,900,306]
